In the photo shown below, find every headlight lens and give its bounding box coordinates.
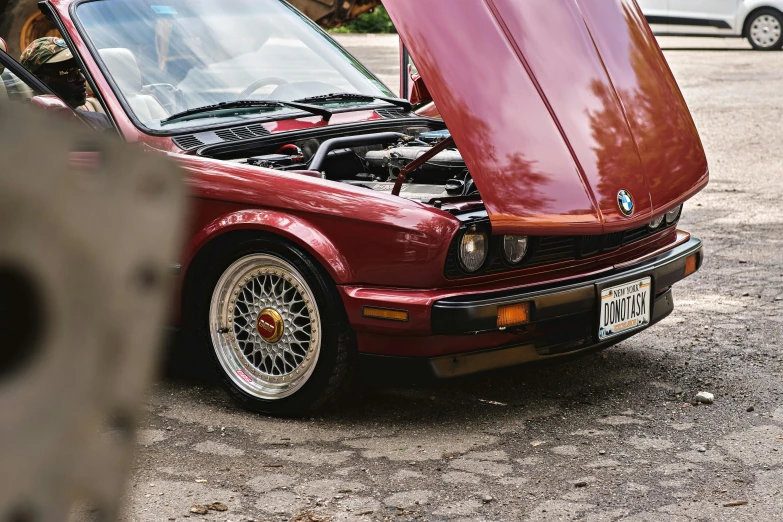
[665,204,683,225]
[648,215,664,229]
[503,235,529,264]
[459,226,488,272]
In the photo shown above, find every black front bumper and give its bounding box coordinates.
[362,237,703,380]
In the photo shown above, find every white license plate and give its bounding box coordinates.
[598,277,651,340]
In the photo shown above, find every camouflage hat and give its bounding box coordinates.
[20,37,74,73]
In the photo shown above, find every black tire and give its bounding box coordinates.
[745,9,783,50]
[184,233,355,416]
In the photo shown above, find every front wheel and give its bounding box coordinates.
[746,9,783,50]
[189,236,354,415]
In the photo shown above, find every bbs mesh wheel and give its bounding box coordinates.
[187,235,355,416]
[210,254,321,400]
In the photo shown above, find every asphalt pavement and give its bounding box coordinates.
[122,35,783,521]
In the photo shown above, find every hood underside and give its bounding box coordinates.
[384,0,708,235]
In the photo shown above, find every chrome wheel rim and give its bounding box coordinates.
[750,15,781,48]
[210,254,321,400]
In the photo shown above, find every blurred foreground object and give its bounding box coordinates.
[0,101,185,521]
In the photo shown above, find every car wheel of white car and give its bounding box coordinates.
[746,9,783,50]
[186,234,355,416]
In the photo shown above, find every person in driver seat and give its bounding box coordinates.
[20,37,110,130]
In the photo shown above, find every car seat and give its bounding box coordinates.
[98,48,168,122]
[82,94,105,114]
[0,37,33,103]
[0,66,32,104]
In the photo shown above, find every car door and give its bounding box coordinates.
[637,0,671,34]
[667,0,741,35]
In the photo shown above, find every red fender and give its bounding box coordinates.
[172,209,351,325]
[180,208,352,284]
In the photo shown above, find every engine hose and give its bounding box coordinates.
[308,132,405,173]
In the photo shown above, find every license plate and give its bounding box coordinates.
[598,277,651,340]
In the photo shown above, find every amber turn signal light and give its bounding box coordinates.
[362,307,409,322]
[497,302,532,328]
[684,254,698,277]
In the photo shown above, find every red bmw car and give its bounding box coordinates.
[0,0,707,415]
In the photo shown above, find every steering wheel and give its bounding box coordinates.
[237,77,289,100]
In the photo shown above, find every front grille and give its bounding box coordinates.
[445,222,675,279]
[580,235,601,257]
[622,225,651,245]
[528,236,578,266]
[602,231,625,251]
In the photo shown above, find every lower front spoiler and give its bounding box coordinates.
[359,236,702,380]
[359,287,674,380]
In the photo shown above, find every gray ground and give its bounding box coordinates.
[126,35,783,521]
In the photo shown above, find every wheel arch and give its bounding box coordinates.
[176,210,352,324]
[742,5,783,36]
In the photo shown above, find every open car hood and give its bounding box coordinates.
[384,0,708,235]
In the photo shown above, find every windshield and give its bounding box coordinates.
[75,0,394,132]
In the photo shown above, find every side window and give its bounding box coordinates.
[0,54,47,107]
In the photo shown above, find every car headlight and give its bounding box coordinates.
[648,215,664,229]
[459,226,488,273]
[503,235,528,264]
[665,204,683,225]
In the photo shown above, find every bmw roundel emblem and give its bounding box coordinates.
[617,190,634,217]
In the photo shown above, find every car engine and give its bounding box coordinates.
[239,129,479,202]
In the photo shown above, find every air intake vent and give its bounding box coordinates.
[172,135,205,150]
[376,108,413,119]
[215,124,271,142]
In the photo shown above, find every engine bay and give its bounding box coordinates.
[223,127,480,203]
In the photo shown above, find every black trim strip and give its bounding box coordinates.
[645,15,732,29]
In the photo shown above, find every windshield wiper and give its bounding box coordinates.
[160,99,333,126]
[294,93,412,112]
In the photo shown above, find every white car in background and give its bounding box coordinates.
[638,0,783,49]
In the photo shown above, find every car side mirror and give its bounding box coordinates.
[407,65,432,106]
[400,44,432,105]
